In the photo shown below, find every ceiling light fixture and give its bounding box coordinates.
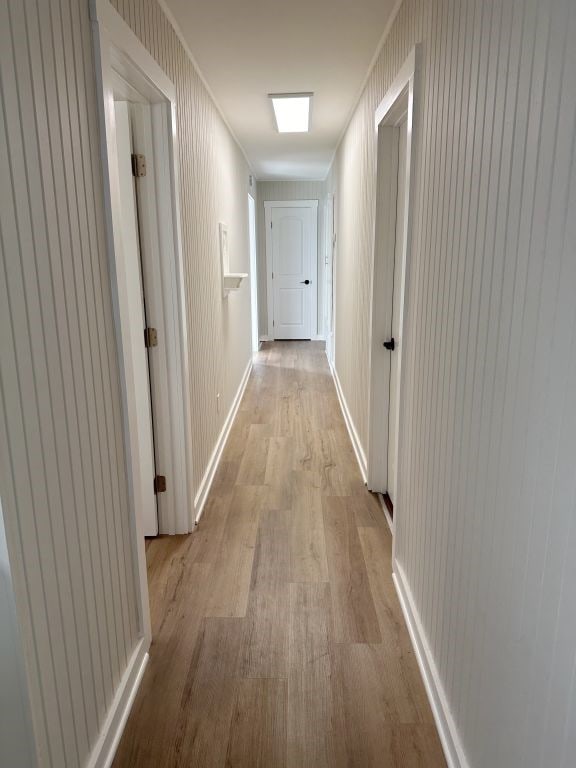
[269,93,312,133]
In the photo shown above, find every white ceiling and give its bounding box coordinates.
[164,0,398,180]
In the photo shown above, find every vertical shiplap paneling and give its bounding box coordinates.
[0,0,140,765]
[256,180,327,336]
[328,0,576,766]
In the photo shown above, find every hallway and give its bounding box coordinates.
[114,342,445,767]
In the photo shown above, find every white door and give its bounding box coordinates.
[114,101,158,537]
[269,204,317,339]
[386,115,408,507]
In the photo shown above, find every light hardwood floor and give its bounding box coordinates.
[114,341,446,767]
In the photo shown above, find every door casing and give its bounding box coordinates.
[91,0,195,647]
[248,194,259,352]
[325,193,336,364]
[367,46,420,542]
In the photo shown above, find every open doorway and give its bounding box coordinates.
[93,1,195,653]
[248,194,259,352]
[367,48,419,532]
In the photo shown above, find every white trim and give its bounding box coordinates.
[92,0,194,544]
[374,48,417,127]
[264,200,319,340]
[86,638,149,768]
[248,193,259,352]
[328,360,367,484]
[263,200,320,208]
[194,358,253,524]
[367,47,420,560]
[393,565,469,768]
[259,335,272,342]
[91,0,152,645]
[92,0,175,101]
[324,192,335,365]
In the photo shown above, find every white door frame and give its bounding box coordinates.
[91,0,194,637]
[248,193,259,352]
[264,200,319,340]
[367,46,420,537]
[325,192,335,364]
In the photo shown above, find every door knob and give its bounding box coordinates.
[300,279,310,285]
[383,338,395,350]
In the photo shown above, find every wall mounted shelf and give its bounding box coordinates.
[223,272,248,294]
[220,222,248,297]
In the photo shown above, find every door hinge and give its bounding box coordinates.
[272,271,274,279]
[144,327,158,348]
[154,475,167,494]
[131,153,147,177]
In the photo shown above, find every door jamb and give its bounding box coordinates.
[90,0,194,642]
[264,199,319,340]
[248,193,259,352]
[367,46,420,546]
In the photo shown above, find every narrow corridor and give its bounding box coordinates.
[114,342,446,767]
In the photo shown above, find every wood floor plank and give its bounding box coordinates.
[211,459,240,493]
[205,486,266,617]
[358,525,435,722]
[290,472,329,582]
[349,493,388,527]
[240,510,290,678]
[236,426,271,485]
[113,561,214,767]
[292,413,316,471]
[273,388,299,437]
[226,678,287,768]
[223,409,255,461]
[166,617,244,767]
[189,492,233,564]
[287,582,342,768]
[332,642,426,726]
[383,725,447,767]
[265,436,294,510]
[322,496,382,643]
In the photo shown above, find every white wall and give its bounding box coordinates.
[256,180,327,338]
[328,0,576,766]
[0,499,37,768]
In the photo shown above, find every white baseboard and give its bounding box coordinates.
[393,564,469,768]
[193,358,253,524]
[312,334,326,341]
[259,335,271,342]
[87,637,149,768]
[328,360,367,483]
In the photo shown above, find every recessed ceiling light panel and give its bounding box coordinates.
[269,93,312,133]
